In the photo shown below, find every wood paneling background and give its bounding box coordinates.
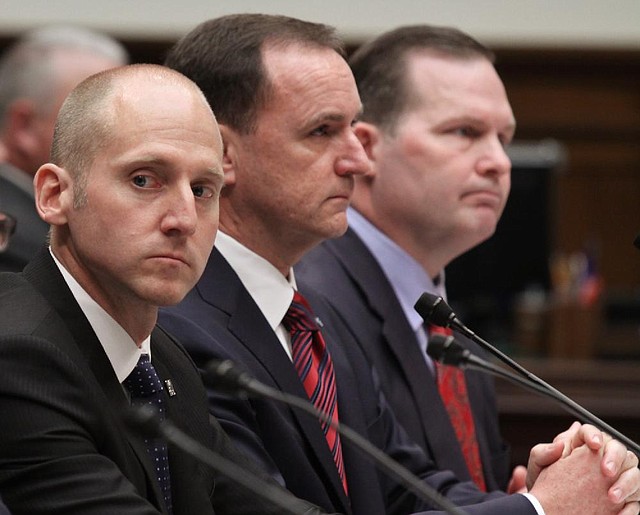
[495,48,640,292]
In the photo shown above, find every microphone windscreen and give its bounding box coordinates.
[426,334,449,361]
[634,233,640,250]
[427,334,467,366]
[203,359,252,394]
[124,404,163,439]
[414,292,455,327]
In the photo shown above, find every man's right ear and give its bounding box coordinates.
[33,163,73,226]
[218,124,237,187]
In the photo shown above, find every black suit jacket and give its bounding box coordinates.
[159,248,535,515]
[296,228,511,491]
[0,164,49,272]
[0,249,312,515]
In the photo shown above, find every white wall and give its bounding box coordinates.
[2,0,640,47]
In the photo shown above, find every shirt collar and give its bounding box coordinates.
[215,231,295,331]
[50,248,149,382]
[347,207,445,332]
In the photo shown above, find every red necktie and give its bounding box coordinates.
[429,325,486,491]
[283,291,348,494]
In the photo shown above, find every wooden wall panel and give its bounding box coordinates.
[495,48,640,292]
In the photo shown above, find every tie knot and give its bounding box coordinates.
[282,291,319,333]
[123,354,164,398]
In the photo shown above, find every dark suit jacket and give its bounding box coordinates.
[0,249,314,515]
[296,229,511,491]
[0,164,50,272]
[159,248,535,515]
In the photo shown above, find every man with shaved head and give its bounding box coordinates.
[0,63,321,515]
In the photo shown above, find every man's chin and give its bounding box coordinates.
[324,215,349,240]
[143,282,195,308]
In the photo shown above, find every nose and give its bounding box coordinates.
[160,185,198,236]
[476,136,511,177]
[335,128,371,177]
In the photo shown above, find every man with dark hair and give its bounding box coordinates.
[297,24,520,493]
[160,14,640,515]
[0,63,321,515]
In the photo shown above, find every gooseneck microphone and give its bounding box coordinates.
[205,359,465,515]
[415,292,535,382]
[125,405,323,515]
[416,293,640,457]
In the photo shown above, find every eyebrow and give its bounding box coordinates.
[439,114,516,133]
[307,106,364,127]
[206,166,225,183]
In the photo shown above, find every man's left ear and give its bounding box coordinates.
[218,124,238,188]
[354,121,381,178]
[34,163,74,225]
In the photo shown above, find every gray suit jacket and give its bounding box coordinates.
[0,163,49,272]
[296,228,511,491]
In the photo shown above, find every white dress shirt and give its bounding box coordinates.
[215,231,296,359]
[50,249,150,383]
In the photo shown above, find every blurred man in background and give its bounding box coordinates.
[0,25,128,271]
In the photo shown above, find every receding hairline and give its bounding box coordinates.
[51,63,215,173]
[61,63,213,126]
[349,24,497,130]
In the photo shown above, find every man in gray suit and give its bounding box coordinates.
[0,25,128,271]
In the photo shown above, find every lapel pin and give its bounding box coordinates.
[164,379,177,397]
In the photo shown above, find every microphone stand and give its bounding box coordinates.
[427,326,640,458]
[205,360,465,515]
[125,405,322,515]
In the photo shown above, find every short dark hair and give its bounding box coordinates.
[349,25,495,131]
[165,14,344,134]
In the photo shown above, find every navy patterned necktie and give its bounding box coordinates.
[282,291,348,494]
[123,354,173,513]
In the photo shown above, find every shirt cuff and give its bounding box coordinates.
[521,492,546,515]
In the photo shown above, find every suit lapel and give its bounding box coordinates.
[23,250,168,512]
[197,249,350,509]
[324,231,471,477]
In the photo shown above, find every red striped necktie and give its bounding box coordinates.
[429,325,486,491]
[283,291,348,494]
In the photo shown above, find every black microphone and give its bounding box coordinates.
[415,292,536,383]
[125,404,324,515]
[634,233,640,250]
[424,328,640,458]
[205,359,465,515]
